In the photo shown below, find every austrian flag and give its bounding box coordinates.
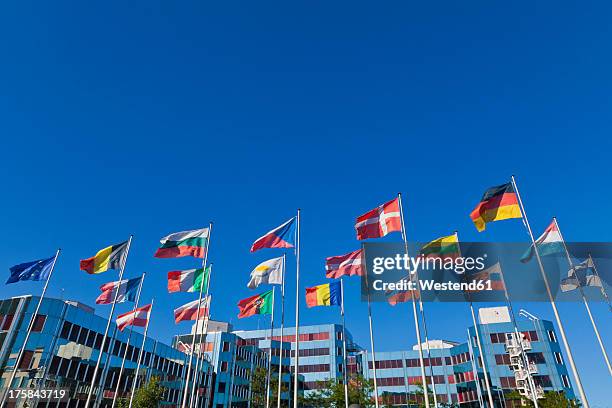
[355,198,402,240]
[116,304,152,331]
[325,249,364,279]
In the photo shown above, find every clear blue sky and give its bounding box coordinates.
[1,1,611,405]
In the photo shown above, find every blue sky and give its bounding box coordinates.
[1,1,611,405]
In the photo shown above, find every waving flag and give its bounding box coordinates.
[561,258,603,292]
[305,281,342,308]
[420,235,460,260]
[355,198,401,240]
[520,220,564,263]
[116,304,152,331]
[470,183,522,232]
[167,266,210,293]
[385,276,419,306]
[251,217,296,252]
[237,290,274,318]
[247,257,284,289]
[80,241,129,274]
[325,249,364,279]
[7,256,55,285]
[174,297,210,324]
[96,277,142,305]
[154,228,209,259]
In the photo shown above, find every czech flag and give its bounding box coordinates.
[306,281,342,308]
[251,217,296,252]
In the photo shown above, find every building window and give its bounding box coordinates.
[222,341,230,352]
[547,330,557,343]
[561,375,571,388]
[31,315,46,332]
[218,382,226,393]
[1,315,14,330]
[554,352,563,365]
[18,351,33,369]
[221,361,228,372]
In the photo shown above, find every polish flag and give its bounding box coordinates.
[325,249,364,279]
[116,304,152,331]
[355,198,401,240]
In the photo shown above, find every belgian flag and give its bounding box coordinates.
[470,183,522,232]
[80,241,129,274]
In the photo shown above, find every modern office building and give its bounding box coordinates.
[0,295,212,408]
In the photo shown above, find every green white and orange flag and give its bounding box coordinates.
[167,266,211,293]
[80,241,129,274]
[420,234,460,260]
[154,228,209,259]
[237,290,273,319]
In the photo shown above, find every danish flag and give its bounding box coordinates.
[355,198,402,240]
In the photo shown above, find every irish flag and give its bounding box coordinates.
[520,219,564,263]
[174,297,210,323]
[167,266,210,293]
[154,228,209,259]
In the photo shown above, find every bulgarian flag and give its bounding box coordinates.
[116,303,152,331]
[154,228,209,259]
[520,219,564,263]
[174,297,210,324]
[167,266,210,293]
[237,290,274,319]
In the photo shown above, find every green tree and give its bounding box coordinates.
[299,374,374,408]
[250,366,290,408]
[505,390,581,408]
[117,377,165,408]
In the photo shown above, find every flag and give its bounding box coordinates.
[470,183,522,232]
[355,198,401,240]
[154,228,209,259]
[325,249,364,279]
[384,276,419,306]
[80,241,129,274]
[174,297,211,324]
[96,277,142,305]
[167,266,211,293]
[237,290,274,318]
[305,281,342,308]
[250,217,296,252]
[465,262,505,291]
[247,257,283,289]
[177,341,193,355]
[7,256,55,285]
[520,220,564,263]
[560,259,603,292]
[420,235,460,260]
[116,304,152,331]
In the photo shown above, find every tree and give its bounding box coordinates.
[505,390,581,408]
[117,377,165,408]
[250,366,290,408]
[299,374,375,408]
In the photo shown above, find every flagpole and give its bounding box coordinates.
[0,248,61,408]
[128,298,154,408]
[293,209,301,408]
[587,254,612,312]
[455,232,495,408]
[397,193,430,408]
[340,279,349,408]
[277,253,286,408]
[511,175,589,408]
[96,325,118,406]
[86,235,133,408]
[190,263,215,408]
[111,272,146,408]
[363,270,380,408]
[266,287,276,408]
[554,218,612,376]
[181,222,213,408]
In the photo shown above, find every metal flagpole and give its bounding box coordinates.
[112,272,146,408]
[363,271,380,408]
[293,209,301,408]
[0,248,61,408]
[86,235,133,408]
[96,325,118,406]
[587,254,612,312]
[190,263,215,408]
[456,232,495,408]
[181,222,213,408]
[511,175,589,408]
[418,300,438,407]
[266,287,276,408]
[277,253,286,408]
[128,298,154,408]
[467,330,485,408]
[340,279,349,408]
[554,218,612,376]
[397,193,430,408]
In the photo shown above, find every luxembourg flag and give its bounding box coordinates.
[116,304,152,331]
[520,219,564,263]
[250,217,296,252]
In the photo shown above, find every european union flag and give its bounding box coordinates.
[7,256,55,285]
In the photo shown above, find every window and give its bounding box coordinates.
[218,382,226,393]
[1,315,14,330]
[548,330,557,343]
[69,325,80,342]
[31,315,46,332]
[221,361,228,372]
[554,352,563,365]
[561,375,571,388]
[60,322,72,339]
[18,351,33,369]
[222,341,230,352]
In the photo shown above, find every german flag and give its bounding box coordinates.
[80,241,129,274]
[470,183,522,232]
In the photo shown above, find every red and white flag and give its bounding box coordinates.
[355,198,401,240]
[174,297,210,324]
[325,249,364,279]
[116,304,152,331]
